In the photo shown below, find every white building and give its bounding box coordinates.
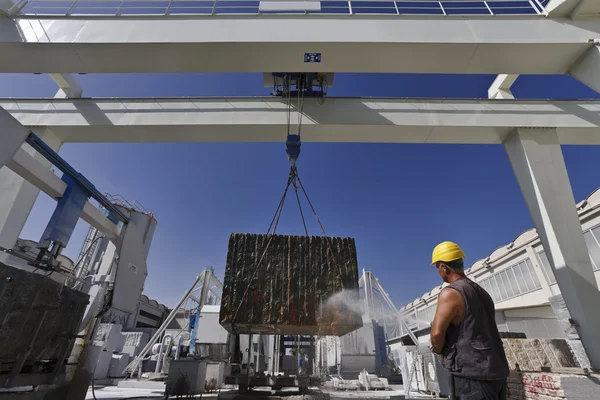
[389,186,600,356]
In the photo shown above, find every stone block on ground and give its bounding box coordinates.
[220,233,362,336]
[93,350,113,380]
[94,323,126,352]
[108,352,130,378]
[333,379,360,391]
[507,371,600,400]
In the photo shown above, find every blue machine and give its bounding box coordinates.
[24,133,129,269]
[372,322,389,370]
[189,309,201,355]
[285,134,301,165]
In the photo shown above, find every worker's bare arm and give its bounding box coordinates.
[430,288,462,354]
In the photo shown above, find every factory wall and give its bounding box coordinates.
[127,294,168,329]
[393,187,600,345]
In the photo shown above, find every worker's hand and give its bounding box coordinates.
[429,346,442,356]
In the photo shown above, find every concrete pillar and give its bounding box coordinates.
[569,44,600,94]
[503,127,600,369]
[524,245,554,296]
[0,129,63,257]
[50,73,83,98]
[488,74,518,99]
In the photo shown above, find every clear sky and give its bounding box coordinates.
[3,72,600,308]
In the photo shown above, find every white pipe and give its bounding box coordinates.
[155,334,172,373]
[255,334,261,374]
[123,271,206,374]
[175,335,183,360]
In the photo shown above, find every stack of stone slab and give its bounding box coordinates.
[502,338,578,371]
[220,233,362,336]
[501,337,600,399]
[507,371,600,400]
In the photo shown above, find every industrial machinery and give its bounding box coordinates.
[123,268,224,377]
[0,74,408,398]
[0,110,157,400]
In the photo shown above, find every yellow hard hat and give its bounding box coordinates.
[431,241,465,265]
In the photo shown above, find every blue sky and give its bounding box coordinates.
[2,72,600,308]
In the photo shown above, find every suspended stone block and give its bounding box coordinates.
[220,233,362,336]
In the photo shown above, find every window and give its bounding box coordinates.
[479,259,541,304]
[500,270,515,298]
[495,274,508,300]
[537,225,600,278]
[416,303,437,326]
[489,275,502,302]
[139,309,162,322]
[584,228,600,270]
[136,321,155,328]
[537,251,556,285]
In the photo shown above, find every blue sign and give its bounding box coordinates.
[304,53,321,63]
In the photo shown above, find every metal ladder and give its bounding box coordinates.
[73,225,102,283]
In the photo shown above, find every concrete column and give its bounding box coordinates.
[524,245,554,297]
[503,127,600,369]
[488,74,518,99]
[50,73,83,98]
[569,44,600,94]
[0,129,63,257]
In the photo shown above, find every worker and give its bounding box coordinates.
[429,241,509,400]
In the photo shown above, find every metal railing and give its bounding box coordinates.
[9,0,549,17]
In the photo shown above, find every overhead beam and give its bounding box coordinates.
[546,0,600,17]
[1,17,599,73]
[4,97,600,145]
[4,149,120,239]
[488,74,519,99]
[49,73,83,98]
[569,44,600,94]
[0,106,29,168]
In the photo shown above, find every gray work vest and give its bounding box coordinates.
[440,278,510,380]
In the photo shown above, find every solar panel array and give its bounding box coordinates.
[13,0,549,17]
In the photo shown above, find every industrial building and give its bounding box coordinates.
[392,186,600,345]
[386,187,600,396]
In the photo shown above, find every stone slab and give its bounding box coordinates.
[220,234,362,336]
[502,338,577,372]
